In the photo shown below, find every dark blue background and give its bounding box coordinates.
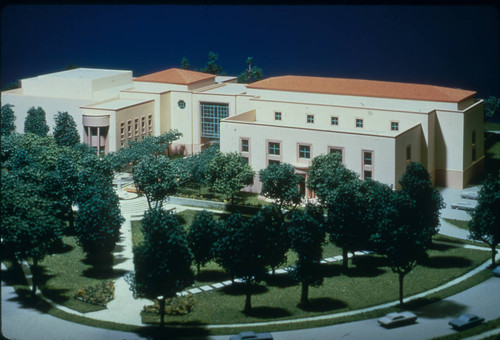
[2,5,499,98]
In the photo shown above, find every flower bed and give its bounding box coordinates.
[74,280,115,307]
[142,293,195,316]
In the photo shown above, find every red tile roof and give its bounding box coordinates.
[134,68,215,85]
[247,76,476,103]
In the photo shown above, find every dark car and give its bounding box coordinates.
[492,265,500,277]
[449,313,485,330]
[378,312,418,328]
[229,331,273,340]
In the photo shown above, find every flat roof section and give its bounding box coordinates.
[38,68,132,80]
[248,76,476,103]
[81,98,153,111]
[202,83,247,95]
[134,68,215,85]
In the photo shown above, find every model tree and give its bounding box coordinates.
[1,103,16,135]
[128,208,194,328]
[43,151,81,231]
[181,57,190,70]
[372,191,428,305]
[24,106,49,136]
[1,173,64,297]
[259,162,304,210]
[133,155,178,209]
[53,111,80,147]
[484,96,500,120]
[237,57,263,84]
[249,205,290,274]
[469,173,500,266]
[288,204,326,307]
[174,144,219,194]
[205,151,254,201]
[187,210,219,275]
[307,152,358,205]
[202,51,223,75]
[326,181,367,272]
[399,162,444,246]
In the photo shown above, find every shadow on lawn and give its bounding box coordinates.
[220,282,268,296]
[298,297,348,312]
[347,256,387,278]
[429,242,456,251]
[243,306,292,318]
[421,256,472,269]
[407,298,468,319]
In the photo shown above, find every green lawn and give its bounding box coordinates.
[443,218,469,230]
[176,185,271,207]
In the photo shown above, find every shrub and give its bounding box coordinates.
[142,293,195,316]
[74,280,115,307]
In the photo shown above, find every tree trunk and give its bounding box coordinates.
[399,273,405,305]
[271,266,275,275]
[159,297,166,328]
[197,263,201,276]
[351,251,356,265]
[31,258,38,297]
[244,281,252,313]
[342,248,348,273]
[300,282,309,306]
[492,245,497,267]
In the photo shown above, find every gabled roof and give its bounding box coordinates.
[247,76,476,103]
[134,68,216,85]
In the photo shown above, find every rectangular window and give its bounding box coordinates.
[406,144,412,162]
[391,121,399,131]
[141,116,146,134]
[307,114,314,123]
[241,139,249,152]
[268,142,280,156]
[356,119,364,128]
[364,170,373,180]
[331,116,339,126]
[274,112,282,121]
[120,122,125,140]
[200,102,229,140]
[127,120,132,138]
[299,145,311,159]
[362,150,374,180]
[242,156,249,165]
[363,151,373,165]
[268,159,280,166]
[329,147,343,162]
[134,118,139,136]
[148,115,152,134]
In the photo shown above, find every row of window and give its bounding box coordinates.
[240,139,379,180]
[120,114,153,145]
[273,111,400,131]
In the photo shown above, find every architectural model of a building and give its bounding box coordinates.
[1,67,484,192]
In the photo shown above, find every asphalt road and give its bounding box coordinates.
[3,266,499,340]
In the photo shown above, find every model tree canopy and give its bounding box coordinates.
[202,51,223,75]
[53,111,80,147]
[133,155,178,209]
[259,162,304,209]
[205,151,255,201]
[469,173,500,266]
[237,57,263,84]
[128,208,194,327]
[1,103,16,135]
[24,106,49,137]
[187,210,219,275]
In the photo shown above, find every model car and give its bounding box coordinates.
[378,311,418,328]
[229,331,273,340]
[449,313,485,330]
[492,265,500,277]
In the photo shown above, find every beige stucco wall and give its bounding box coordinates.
[394,125,424,188]
[221,119,406,191]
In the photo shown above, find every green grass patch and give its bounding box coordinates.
[443,218,469,230]
[484,122,500,131]
[176,185,271,207]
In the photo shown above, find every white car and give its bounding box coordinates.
[378,311,418,328]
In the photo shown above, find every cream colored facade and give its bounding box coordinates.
[1,67,484,189]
